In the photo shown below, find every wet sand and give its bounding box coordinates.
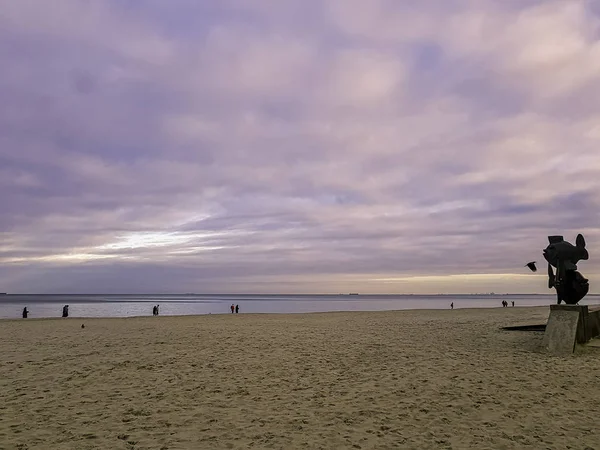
[1,307,600,449]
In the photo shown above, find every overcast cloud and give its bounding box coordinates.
[1,0,600,294]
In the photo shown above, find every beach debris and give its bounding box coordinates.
[502,324,546,332]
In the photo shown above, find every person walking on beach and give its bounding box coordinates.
[22,307,28,318]
[156,305,160,316]
[152,305,157,316]
[512,301,515,307]
[230,304,235,313]
[450,302,454,310]
[62,305,69,318]
[235,304,239,314]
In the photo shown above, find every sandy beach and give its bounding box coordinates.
[2,307,600,450]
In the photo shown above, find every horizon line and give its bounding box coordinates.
[2,292,599,296]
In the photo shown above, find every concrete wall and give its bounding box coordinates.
[586,308,600,342]
[549,305,600,344]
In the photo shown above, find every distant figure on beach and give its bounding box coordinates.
[81,324,85,329]
[155,305,160,315]
[152,305,157,316]
[450,302,454,310]
[22,307,28,318]
[62,305,69,318]
[235,304,239,314]
[512,301,515,307]
[230,304,235,313]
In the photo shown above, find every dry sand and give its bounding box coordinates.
[1,306,600,450]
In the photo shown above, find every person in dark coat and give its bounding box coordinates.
[235,304,239,314]
[62,305,69,318]
[22,307,28,318]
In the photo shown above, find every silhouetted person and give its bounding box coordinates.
[22,307,28,319]
[235,304,239,314]
[450,302,454,310]
[81,324,85,329]
[62,305,69,318]
[512,301,515,307]
[230,304,235,313]
[152,305,157,316]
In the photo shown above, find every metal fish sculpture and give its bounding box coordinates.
[529,234,590,305]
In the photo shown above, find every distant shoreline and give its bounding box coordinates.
[0,305,554,322]
[3,294,599,320]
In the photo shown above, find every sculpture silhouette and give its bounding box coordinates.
[536,234,590,305]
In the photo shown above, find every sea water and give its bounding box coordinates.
[2,293,599,319]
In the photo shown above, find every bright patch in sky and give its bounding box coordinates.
[98,232,196,250]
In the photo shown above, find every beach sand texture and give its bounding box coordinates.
[2,307,600,449]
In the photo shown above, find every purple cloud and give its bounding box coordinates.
[1,0,600,294]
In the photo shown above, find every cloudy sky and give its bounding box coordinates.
[1,0,600,294]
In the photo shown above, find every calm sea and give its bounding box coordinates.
[1,294,600,320]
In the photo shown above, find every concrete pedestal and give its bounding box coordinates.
[542,305,600,354]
